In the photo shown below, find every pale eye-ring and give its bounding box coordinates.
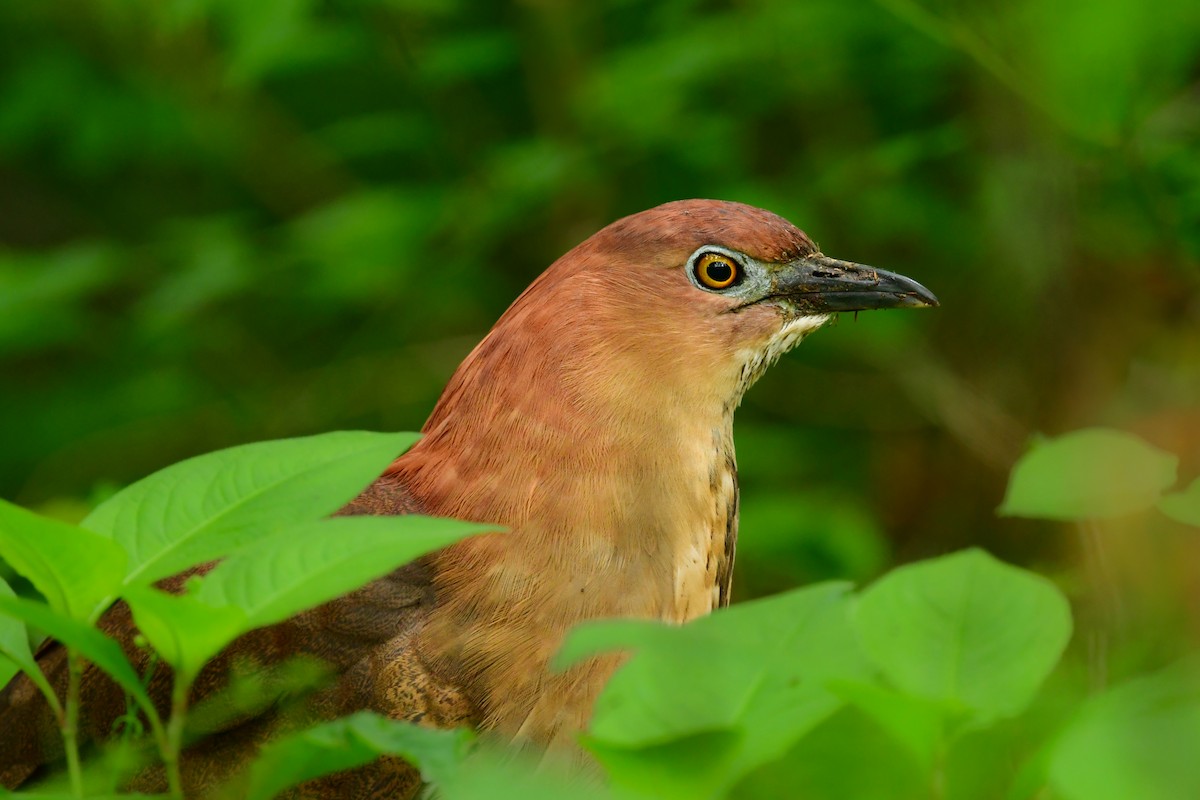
[694,252,741,290]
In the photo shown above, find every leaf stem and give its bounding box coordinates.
[63,650,85,798]
[162,675,192,800]
[1078,520,1123,691]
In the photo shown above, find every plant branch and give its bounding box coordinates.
[63,650,85,798]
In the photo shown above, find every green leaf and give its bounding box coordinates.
[122,585,246,683]
[1159,477,1200,527]
[583,731,741,800]
[559,583,871,797]
[243,711,472,800]
[196,515,491,628]
[731,707,927,800]
[0,595,154,717]
[999,428,1177,520]
[1050,658,1200,800]
[853,549,1071,721]
[83,431,420,586]
[828,679,946,770]
[437,746,617,800]
[0,498,126,621]
[0,653,16,694]
[0,577,59,711]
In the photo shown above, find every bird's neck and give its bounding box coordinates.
[397,377,737,618]
[388,322,740,741]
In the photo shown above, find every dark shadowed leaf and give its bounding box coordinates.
[853,549,1071,721]
[0,576,57,709]
[0,498,126,621]
[0,595,153,715]
[82,431,420,586]
[999,429,1177,520]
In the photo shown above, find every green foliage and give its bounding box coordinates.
[122,587,247,685]
[560,583,870,798]
[1,0,1199,793]
[853,548,1071,721]
[194,515,485,629]
[0,431,487,798]
[82,431,421,588]
[0,500,126,621]
[0,594,154,717]
[1000,428,1179,520]
[1,427,1199,798]
[0,577,56,707]
[244,712,472,800]
[1159,477,1200,526]
[1050,658,1200,800]
[552,550,1076,800]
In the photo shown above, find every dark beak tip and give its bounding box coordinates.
[893,274,939,309]
[911,287,940,308]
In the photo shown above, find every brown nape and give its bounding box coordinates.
[0,200,898,799]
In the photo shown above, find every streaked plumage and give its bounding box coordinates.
[0,200,936,797]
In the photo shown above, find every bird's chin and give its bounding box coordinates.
[770,309,832,351]
[733,308,833,398]
[767,298,833,331]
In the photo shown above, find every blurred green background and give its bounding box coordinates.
[1,0,1198,626]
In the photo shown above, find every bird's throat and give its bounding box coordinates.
[393,385,740,745]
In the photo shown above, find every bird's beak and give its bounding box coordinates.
[770,254,939,312]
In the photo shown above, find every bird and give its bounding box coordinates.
[0,199,937,797]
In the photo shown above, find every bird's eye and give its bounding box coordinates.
[695,252,741,290]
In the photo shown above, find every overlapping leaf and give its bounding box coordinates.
[243,712,473,800]
[0,577,58,709]
[853,549,1071,721]
[196,515,491,629]
[558,583,870,798]
[0,595,153,716]
[1051,658,1200,800]
[83,431,419,587]
[1000,429,1177,520]
[0,498,126,621]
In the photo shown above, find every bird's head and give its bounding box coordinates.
[422,199,937,448]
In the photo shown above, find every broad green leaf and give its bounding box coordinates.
[196,515,491,628]
[1050,658,1200,800]
[1159,477,1200,527]
[731,707,927,800]
[0,577,58,709]
[584,731,740,800]
[559,583,871,797]
[999,429,1177,520]
[0,654,16,694]
[83,431,419,586]
[437,746,617,800]
[122,585,246,682]
[853,549,1071,721]
[243,711,473,800]
[828,679,946,769]
[0,595,154,717]
[0,498,126,621]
